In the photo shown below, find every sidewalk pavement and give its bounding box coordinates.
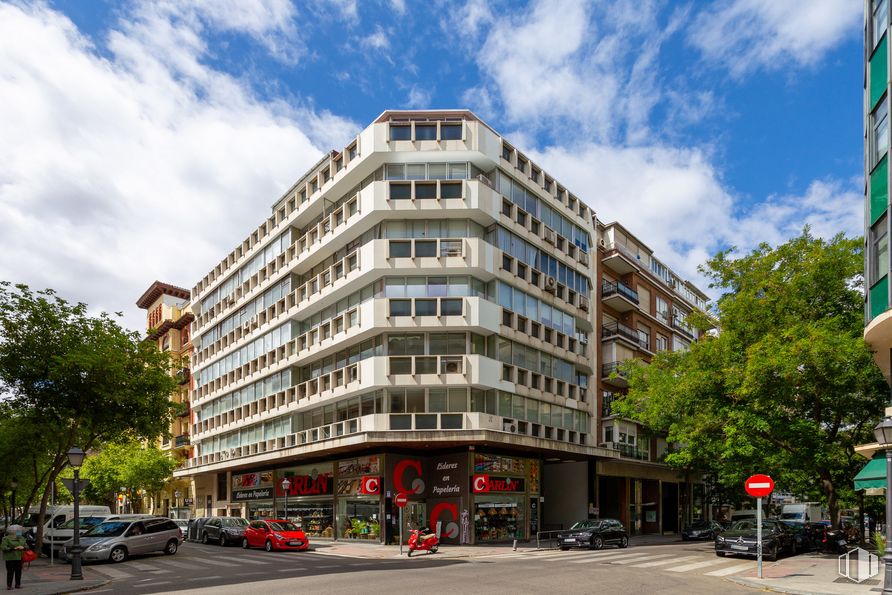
[728,551,879,595]
[4,558,107,595]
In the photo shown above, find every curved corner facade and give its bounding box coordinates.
[170,110,709,544]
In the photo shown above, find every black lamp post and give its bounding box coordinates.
[67,447,86,581]
[874,418,892,595]
[281,478,291,521]
[174,490,181,518]
[9,478,18,524]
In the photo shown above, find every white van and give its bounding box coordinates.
[18,505,111,549]
[780,503,824,523]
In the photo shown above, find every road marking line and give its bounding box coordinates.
[126,561,163,571]
[668,558,728,572]
[92,566,134,579]
[188,575,221,581]
[159,560,195,569]
[704,562,755,576]
[194,558,239,567]
[609,553,675,565]
[629,555,699,568]
[570,552,647,564]
[147,569,172,574]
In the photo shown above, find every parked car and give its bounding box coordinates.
[681,520,724,541]
[172,519,189,540]
[242,519,310,552]
[779,521,815,553]
[715,520,795,561]
[201,517,248,546]
[44,514,154,556]
[187,517,210,542]
[62,517,180,563]
[557,519,629,550]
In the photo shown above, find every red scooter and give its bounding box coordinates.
[407,527,439,556]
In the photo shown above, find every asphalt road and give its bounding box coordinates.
[84,540,757,594]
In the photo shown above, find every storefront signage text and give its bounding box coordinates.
[277,474,333,497]
[472,474,525,493]
[233,488,272,501]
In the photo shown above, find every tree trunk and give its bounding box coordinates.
[819,469,839,528]
[34,458,65,552]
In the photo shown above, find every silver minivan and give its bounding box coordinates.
[63,516,181,563]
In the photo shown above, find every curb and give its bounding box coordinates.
[727,575,839,595]
[24,579,110,595]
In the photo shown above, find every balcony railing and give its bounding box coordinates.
[174,434,190,448]
[602,361,627,378]
[601,321,648,350]
[601,280,639,304]
[608,442,650,461]
[672,316,694,339]
[601,393,620,417]
[176,367,190,385]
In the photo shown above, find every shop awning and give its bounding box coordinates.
[855,454,887,491]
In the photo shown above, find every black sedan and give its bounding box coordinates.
[715,520,795,561]
[779,521,814,553]
[682,520,724,541]
[557,519,629,550]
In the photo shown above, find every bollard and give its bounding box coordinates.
[513,539,517,551]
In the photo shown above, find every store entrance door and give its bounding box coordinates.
[402,502,426,543]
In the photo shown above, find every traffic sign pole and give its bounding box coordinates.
[399,506,403,556]
[756,496,762,579]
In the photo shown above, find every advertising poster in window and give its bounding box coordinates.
[427,452,469,545]
[232,470,274,501]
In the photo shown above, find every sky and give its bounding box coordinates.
[0,0,865,333]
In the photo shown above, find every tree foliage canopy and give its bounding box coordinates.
[614,231,887,523]
[80,441,178,508]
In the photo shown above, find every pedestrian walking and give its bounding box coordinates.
[1,525,26,590]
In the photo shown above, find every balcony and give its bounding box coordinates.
[174,434,190,448]
[601,244,640,275]
[601,361,629,388]
[601,393,619,418]
[177,404,191,418]
[176,367,190,385]
[607,441,650,461]
[672,316,694,340]
[601,280,639,313]
[602,321,649,351]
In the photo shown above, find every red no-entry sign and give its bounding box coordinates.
[744,474,774,498]
[394,492,409,508]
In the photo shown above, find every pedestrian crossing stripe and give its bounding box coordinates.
[703,562,754,576]
[629,555,699,568]
[608,553,674,565]
[667,558,727,573]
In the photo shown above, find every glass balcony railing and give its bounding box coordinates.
[601,280,639,304]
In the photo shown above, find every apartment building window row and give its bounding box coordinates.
[495,281,583,337]
[875,0,888,49]
[383,162,471,181]
[382,275,489,299]
[389,121,464,142]
[493,336,587,387]
[873,97,890,168]
[494,169,590,252]
[200,229,293,313]
[500,143,589,223]
[197,415,292,458]
[872,214,889,285]
[381,219,485,239]
[196,368,293,423]
[491,227,591,296]
[196,321,294,388]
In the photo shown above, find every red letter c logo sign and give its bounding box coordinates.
[472,474,490,493]
[394,459,425,495]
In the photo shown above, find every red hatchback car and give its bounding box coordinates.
[242,520,310,552]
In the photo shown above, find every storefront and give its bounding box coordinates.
[335,455,382,541]
[231,470,275,520]
[471,453,539,543]
[276,464,335,539]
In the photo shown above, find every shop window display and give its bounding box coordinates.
[290,502,334,538]
[475,497,524,542]
[337,499,380,540]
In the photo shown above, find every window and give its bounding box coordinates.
[875,98,890,167]
[415,183,437,199]
[604,425,614,443]
[876,0,889,48]
[390,125,411,141]
[390,357,412,374]
[873,215,889,284]
[415,240,437,257]
[440,298,463,316]
[441,123,462,140]
[440,240,462,257]
[502,145,512,161]
[415,299,437,316]
[389,241,411,258]
[390,183,411,200]
[655,297,669,323]
[440,182,462,199]
[389,300,411,317]
[656,335,668,352]
[415,124,437,140]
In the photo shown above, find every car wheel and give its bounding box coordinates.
[591,536,604,550]
[265,540,274,552]
[220,534,227,547]
[681,536,688,541]
[110,546,127,563]
[619,535,629,549]
[201,532,209,545]
[242,538,250,549]
[431,545,438,554]
[560,547,570,551]
[164,539,178,555]
[716,551,726,557]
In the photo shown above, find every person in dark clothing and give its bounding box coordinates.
[1,526,27,590]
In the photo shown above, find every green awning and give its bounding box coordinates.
[855,454,887,491]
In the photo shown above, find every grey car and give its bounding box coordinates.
[201,517,248,546]
[63,517,181,563]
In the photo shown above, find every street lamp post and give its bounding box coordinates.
[174,491,181,518]
[874,418,892,595]
[281,478,291,521]
[67,447,86,581]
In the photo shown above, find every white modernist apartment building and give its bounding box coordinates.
[171,110,708,544]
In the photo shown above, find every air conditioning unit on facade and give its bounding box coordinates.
[503,421,517,433]
[579,251,589,266]
[544,276,558,293]
[578,296,590,312]
[579,335,589,345]
[543,227,556,245]
[598,238,607,248]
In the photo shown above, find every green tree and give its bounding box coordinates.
[0,283,177,547]
[80,441,178,512]
[615,231,887,525]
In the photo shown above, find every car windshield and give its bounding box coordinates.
[221,518,247,527]
[780,512,804,520]
[59,517,105,530]
[269,522,298,532]
[731,521,776,531]
[569,521,601,530]
[84,521,129,537]
[689,521,711,529]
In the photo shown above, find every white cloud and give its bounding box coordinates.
[359,26,390,52]
[405,85,431,109]
[0,2,357,333]
[687,0,862,77]
[388,0,407,15]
